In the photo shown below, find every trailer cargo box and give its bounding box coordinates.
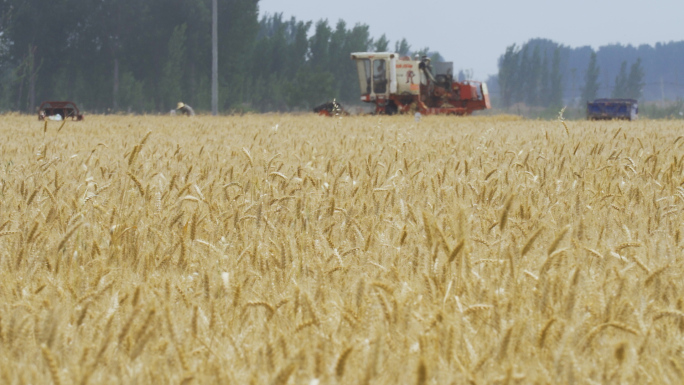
[587,99,638,121]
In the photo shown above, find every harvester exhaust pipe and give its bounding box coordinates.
[419,56,437,83]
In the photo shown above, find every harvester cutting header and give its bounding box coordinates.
[350,52,490,115]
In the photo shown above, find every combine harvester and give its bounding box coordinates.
[350,52,490,115]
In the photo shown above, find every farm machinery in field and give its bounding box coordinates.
[587,99,638,121]
[350,52,490,115]
[38,101,84,121]
[313,100,347,116]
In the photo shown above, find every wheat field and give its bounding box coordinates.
[1,114,683,384]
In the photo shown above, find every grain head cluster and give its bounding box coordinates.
[1,114,683,384]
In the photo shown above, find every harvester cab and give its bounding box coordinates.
[350,52,490,115]
[351,52,398,106]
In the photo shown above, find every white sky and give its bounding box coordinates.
[258,0,683,80]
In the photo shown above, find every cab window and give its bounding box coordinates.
[373,59,387,94]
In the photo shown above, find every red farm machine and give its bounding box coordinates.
[37,101,84,121]
[350,52,490,115]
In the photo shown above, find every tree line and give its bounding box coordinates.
[494,39,683,109]
[498,43,564,109]
[0,0,432,114]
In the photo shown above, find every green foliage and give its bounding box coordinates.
[245,15,382,111]
[160,24,188,109]
[118,72,149,113]
[581,52,600,103]
[640,100,684,119]
[412,47,443,63]
[498,45,518,108]
[612,61,629,98]
[548,48,563,108]
[0,69,13,111]
[498,43,562,109]
[0,0,426,113]
[612,58,644,100]
[495,39,684,110]
[50,67,72,101]
[308,20,332,71]
[627,58,645,99]
[285,69,334,109]
[394,38,411,56]
[374,34,390,52]
[539,52,550,105]
[525,46,542,106]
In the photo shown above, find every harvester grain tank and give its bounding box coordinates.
[350,52,490,115]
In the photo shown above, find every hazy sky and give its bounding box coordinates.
[258,0,682,80]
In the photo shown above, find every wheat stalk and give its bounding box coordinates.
[41,344,62,385]
[334,346,353,379]
[0,114,682,384]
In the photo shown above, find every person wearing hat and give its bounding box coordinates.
[177,102,195,116]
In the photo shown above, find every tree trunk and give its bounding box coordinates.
[113,58,119,112]
[16,73,24,112]
[28,46,37,113]
[211,0,218,115]
[29,72,36,113]
[190,61,196,105]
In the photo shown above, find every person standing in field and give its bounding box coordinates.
[177,102,195,116]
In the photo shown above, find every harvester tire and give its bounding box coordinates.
[385,101,398,116]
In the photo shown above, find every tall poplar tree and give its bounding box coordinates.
[549,48,563,107]
[498,44,519,108]
[525,46,542,106]
[581,51,600,103]
[612,61,628,98]
[626,58,645,99]
[374,34,390,52]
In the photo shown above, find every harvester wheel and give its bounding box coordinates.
[385,101,398,116]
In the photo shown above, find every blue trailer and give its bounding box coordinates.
[587,99,638,121]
